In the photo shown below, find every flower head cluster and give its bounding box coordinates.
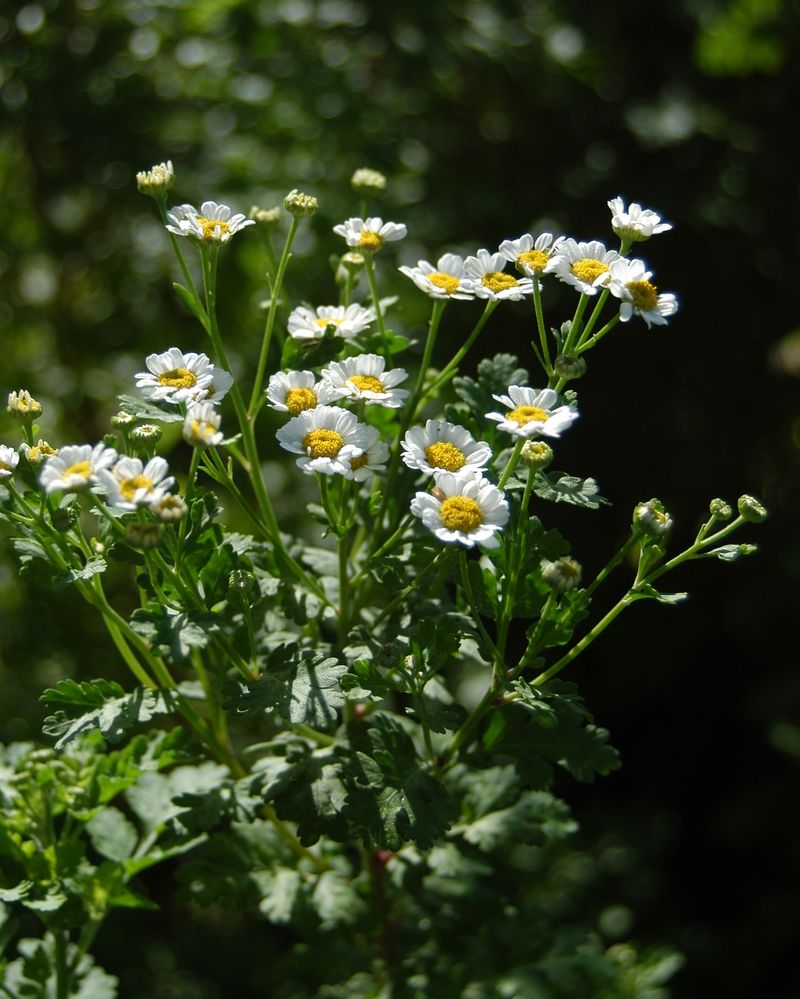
[135,348,233,407]
[166,201,254,244]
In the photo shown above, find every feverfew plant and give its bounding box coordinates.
[0,168,762,997]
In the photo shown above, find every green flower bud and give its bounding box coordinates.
[351,167,387,196]
[125,522,163,550]
[154,494,188,523]
[250,205,282,226]
[709,497,733,521]
[111,410,137,428]
[553,354,587,381]
[284,189,318,218]
[129,424,163,448]
[737,494,767,523]
[7,389,43,421]
[229,569,258,603]
[136,160,175,197]
[541,556,582,593]
[51,505,78,532]
[520,440,554,470]
[633,498,672,537]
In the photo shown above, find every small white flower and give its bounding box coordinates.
[100,456,175,511]
[266,370,337,416]
[345,425,389,482]
[410,469,509,550]
[333,217,407,252]
[287,303,375,342]
[462,249,533,301]
[607,258,678,329]
[398,253,475,300]
[21,440,58,466]
[321,354,409,409]
[136,160,175,196]
[183,402,224,447]
[498,233,565,278]
[135,348,228,406]
[608,197,672,242]
[39,443,118,494]
[486,386,579,439]
[544,239,620,295]
[0,444,20,480]
[165,201,255,243]
[276,406,371,476]
[402,420,492,476]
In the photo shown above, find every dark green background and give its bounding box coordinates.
[1,1,797,995]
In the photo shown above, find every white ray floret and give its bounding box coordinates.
[100,456,176,511]
[462,249,533,301]
[321,354,409,409]
[0,444,20,480]
[411,469,509,550]
[165,201,255,243]
[183,402,224,447]
[498,233,565,278]
[39,443,118,494]
[333,217,407,252]
[544,239,620,295]
[607,258,679,329]
[345,426,389,482]
[486,386,579,439]
[402,419,493,476]
[275,406,371,476]
[266,370,337,416]
[608,197,672,242]
[398,253,475,300]
[287,304,375,342]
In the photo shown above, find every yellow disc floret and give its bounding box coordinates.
[158,367,197,389]
[120,474,154,502]
[315,317,343,328]
[348,375,385,393]
[571,259,609,285]
[518,249,549,275]
[425,441,467,472]
[482,271,517,294]
[507,405,549,426]
[196,216,231,240]
[63,460,92,480]
[302,428,345,459]
[285,387,318,416]
[439,495,484,532]
[358,231,383,251]
[350,453,369,470]
[428,272,461,294]
[626,279,658,311]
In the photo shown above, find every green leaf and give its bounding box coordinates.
[533,471,610,509]
[453,353,529,417]
[85,808,138,863]
[258,867,302,924]
[115,393,184,424]
[704,542,758,562]
[457,789,576,852]
[631,582,688,605]
[55,555,107,587]
[0,882,33,903]
[310,870,367,928]
[126,763,230,836]
[129,605,214,663]
[172,281,210,329]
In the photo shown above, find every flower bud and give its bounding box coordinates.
[23,440,58,466]
[633,498,672,537]
[284,189,318,218]
[136,160,175,197]
[7,389,43,421]
[129,424,163,448]
[154,494,188,523]
[51,505,78,532]
[737,494,767,523]
[541,556,582,593]
[111,410,137,429]
[709,497,733,521]
[520,440,554,470]
[229,569,259,603]
[250,205,282,226]
[125,521,163,550]
[553,354,587,381]
[351,167,387,196]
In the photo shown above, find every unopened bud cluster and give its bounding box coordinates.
[554,355,586,381]
[521,440,553,470]
[709,497,733,521]
[136,160,175,197]
[284,189,318,218]
[130,424,163,448]
[541,556,582,593]
[351,168,387,196]
[7,389,42,421]
[737,494,767,524]
[633,498,672,537]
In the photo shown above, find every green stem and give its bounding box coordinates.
[424,299,498,403]
[363,253,392,362]
[370,548,454,628]
[497,437,526,490]
[458,550,504,670]
[585,534,638,597]
[531,277,553,378]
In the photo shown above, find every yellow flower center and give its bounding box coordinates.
[626,279,658,311]
[518,249,549,275]
[350,453,369,470]
[302,428,345,459]
[507,405,549,426]
[120,474,154,501]
[29,442,58,464]
[196,216,231,240]
[482,271,517,294]
[439,496,483,532]
[0,461,11,472]
[571,258,609,285]
[315,317,343,328]
[358,231,383,251]
[63,460,92,480]
[190,420,215,442]
[285,387,318,416]
[425,441,467,472]
[158,367,197,389]
[428,272,461,294]
[348,375,385,393]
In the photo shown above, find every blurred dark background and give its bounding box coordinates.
[1,1,797,996]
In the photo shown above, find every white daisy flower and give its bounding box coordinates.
[486,386,579,439]
[321,354,409,409]
[165,201,255,244]
[402,420,493,476]
[21,440,58,467]
[398,253,475,300]
[135,348,222,406]
[544,239,620,295]
[0,444,20,480]
[266,370,337,416]
[183,402,224,447]
[204,366,234,405]
[332,217,407,253]
[498,233,565,278]
[410,469,509,550]
[607,258,679,329]
[608,197,672,242]
[345,425,389,482]
[276,406,371,477]
[100,456,175,511]
[39,443,118,494]
[462,249,533,301]
[287,304,375,342]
